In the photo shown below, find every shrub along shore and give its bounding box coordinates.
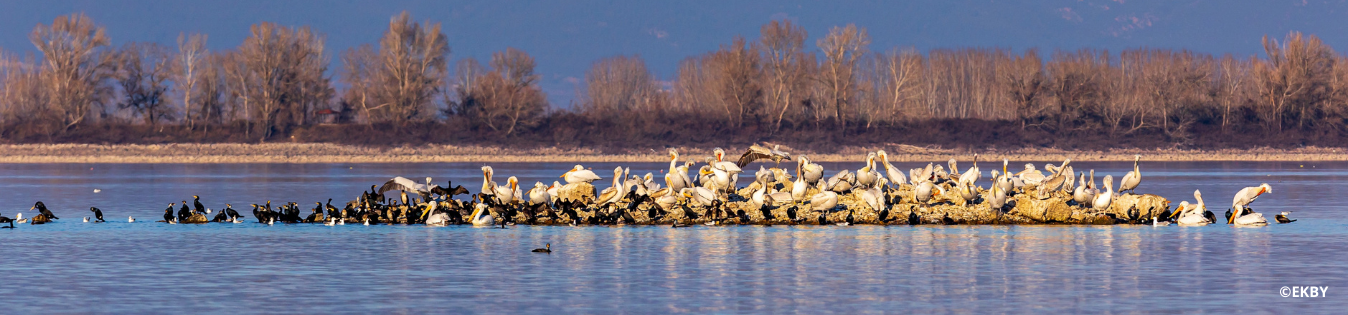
[0,143,1343,163]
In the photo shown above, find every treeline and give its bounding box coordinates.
[2,13,1348,149]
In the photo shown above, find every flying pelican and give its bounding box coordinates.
[876,150,908,187]
[856,152,879,188]
[810,182,839,211]
[735,143,792,168]
[380,176,434,200]
[562,165,603,184]
[1092,175,1115,211]
[1231,183,1272,215]
[470,203,496,226]
[1119,154,1142,194]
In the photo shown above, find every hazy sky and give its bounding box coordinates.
[2,0,1347,105]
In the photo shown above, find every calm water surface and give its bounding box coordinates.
[1,161,1345,313]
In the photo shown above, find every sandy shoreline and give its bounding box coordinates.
[0,143,1344,163]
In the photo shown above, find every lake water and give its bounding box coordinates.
[0,161,1344,313]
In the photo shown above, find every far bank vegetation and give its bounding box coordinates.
[2,13,1347,150]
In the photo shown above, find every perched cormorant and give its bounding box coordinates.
[178,201,191,222]
[193,195,206,213]
[532,243,552,253]
[30,201,59,220]
[224,204,241,221]
[89,207,105,222]
[162,204,176,223]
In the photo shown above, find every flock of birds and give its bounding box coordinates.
[0,144,1298,230]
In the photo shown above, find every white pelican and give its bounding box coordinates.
[548,181,562,203]
[876,150,908,187]
[956,181,978,205]
[1174,190,1211,226]
[1118,154,1141,194]
[1017,163,1045,186]
[990,185,1007,209]
[380,176,433,199]
[810,182,839,211]
[667,149,691,191]
[682,187,717,208]
[324,218,336,226]
[1231,209,1268,226]
[492,176,520,204]
[915,181,943,204]
[470,203,496,226]
[994,159,1014,196]
[481,166,498,197]
[597,167,625,206]
[704,163,735,193]
[856,152,879,188]
[958,154,981,186]
[1092,175,1114,211]
[861,178,887,212]
[791,159,810,204]
[735,143,792,167]
[1231,183,1272,214]
[425,202,450,226]
[528,182,551,205]
[562,165,603,184]
[749,178,769,209]
[799,155,824,185]
[1072,172,1094,205]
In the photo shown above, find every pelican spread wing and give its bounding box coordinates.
[379,176,427,195]
[736,144,791,168]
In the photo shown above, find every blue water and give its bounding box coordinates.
[1,161,1345,313]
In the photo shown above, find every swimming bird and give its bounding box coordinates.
[470,203,496,226]
[1174,191,1212,226]
[1118,154,1141,195]
[1231,183,1272,215]
[89,207,105,222]
[1275,211,1296,224]
[736,143,792,168]
[532,243,552,253]
[15,213,25,224]
[1092,175,1115,212]
[127,216,135,223]
[1152,216,1170,226]
[29,201,58,220]
[1230,208,1268,226]
[562,165,603,184]
[0,212,11,228]
[83,217,89,223]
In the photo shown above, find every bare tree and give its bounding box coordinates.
[175,33,207,129]
[816,24,869,130]
[997,49,1045,128]
[1255,32,1334,131]
[581,55,659,118]
[30,13,115,130]
[450,48,547,136]
[227,22,333,139]
[114,42,173,126]
[1215,54,1252,132]
[760,20,809,132]
[0,53,47,125]
[361,12,450,123]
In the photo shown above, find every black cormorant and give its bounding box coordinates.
[163,204,176,223]
[30,201,59,220]
[89,207,105,222]
[532,243,552,253]
[193,195,205,213]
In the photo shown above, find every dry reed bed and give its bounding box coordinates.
[0,143,1344,163]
